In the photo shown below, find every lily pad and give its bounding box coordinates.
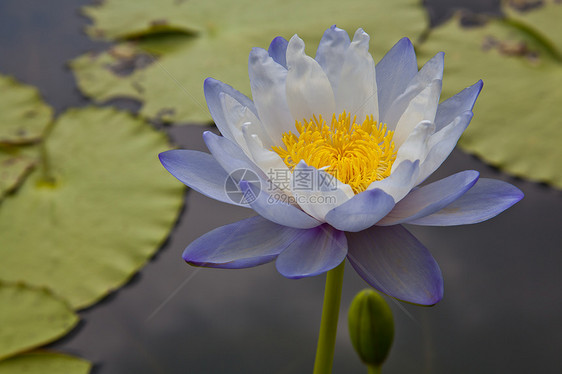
[505,0,562,56]
[0,152,37,201]
[418,2,562,188]
[83,0,196,40]
[71,0,428,124]
[0,75,53,145]
[0,107,184,309]
[0,352,90,374]
[0,282,78,360]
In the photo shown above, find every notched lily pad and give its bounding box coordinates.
[0,75,53,145]
[0,107,184,309]
[83,0,197,40]
[505,0,562,59]
[72,0,428,124]
[418,2,562,188]
[0,152,37,201]
[0,282,78,361]
[0,352,90,374]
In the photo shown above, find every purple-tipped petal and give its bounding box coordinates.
[183,216,305,269]
[347,225,443,305]
[435,80,483,131]
[408,178,524,226]
[315,25,351,91]
[378,170,480,226]
[383,52,444,131]
[239,180,322,229]
[159,149,246,207]
[268,36,289,68]
[276,225,347,278]
[203,131,265,178]
[324,188,395,232]
[204,78,257,142]
[249,48,295,146]
[376,38,418,122]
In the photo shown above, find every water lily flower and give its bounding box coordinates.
[160,26,523,306]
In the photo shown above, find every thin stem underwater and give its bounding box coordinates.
[313,260,345,374]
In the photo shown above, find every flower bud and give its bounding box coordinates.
[348,289,394,368]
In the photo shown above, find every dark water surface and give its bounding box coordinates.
[1,1,560,373]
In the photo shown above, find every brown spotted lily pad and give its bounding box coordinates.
[0,75,52,145]
[418,0,562,188]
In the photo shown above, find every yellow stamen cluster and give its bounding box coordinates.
[272,112,397,194]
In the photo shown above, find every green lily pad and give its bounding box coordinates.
[0,152,37,201]
[505,0,562,56]
[0,107,184,309]
[83,0,196,40]
[71,0,428,124]
[418,2,562,188]
[0,282,78,361]
[0,75,53,145]
[0,352,90,374]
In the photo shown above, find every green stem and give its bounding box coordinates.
[313,261,345,374]
[367,365,382,374]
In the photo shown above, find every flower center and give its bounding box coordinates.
[272,112,397,194]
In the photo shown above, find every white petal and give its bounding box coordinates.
[335,28,378,123]
[315,25,351,92]
[242,127,289,175]
[286,35,335,123]
[392,80,441,148]
[368,160,420,203]
[203,78,257,143]
[291,161,353,221]
[393,120,436,169]
[219,92,272,155]
[248,47,295,146]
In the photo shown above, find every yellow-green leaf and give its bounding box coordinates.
[418,2,562,188]
[71,0,428,124]
[0,283,78,360]
[0,352,90,374]
[0,107,184,309]
[0,75,53,145]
